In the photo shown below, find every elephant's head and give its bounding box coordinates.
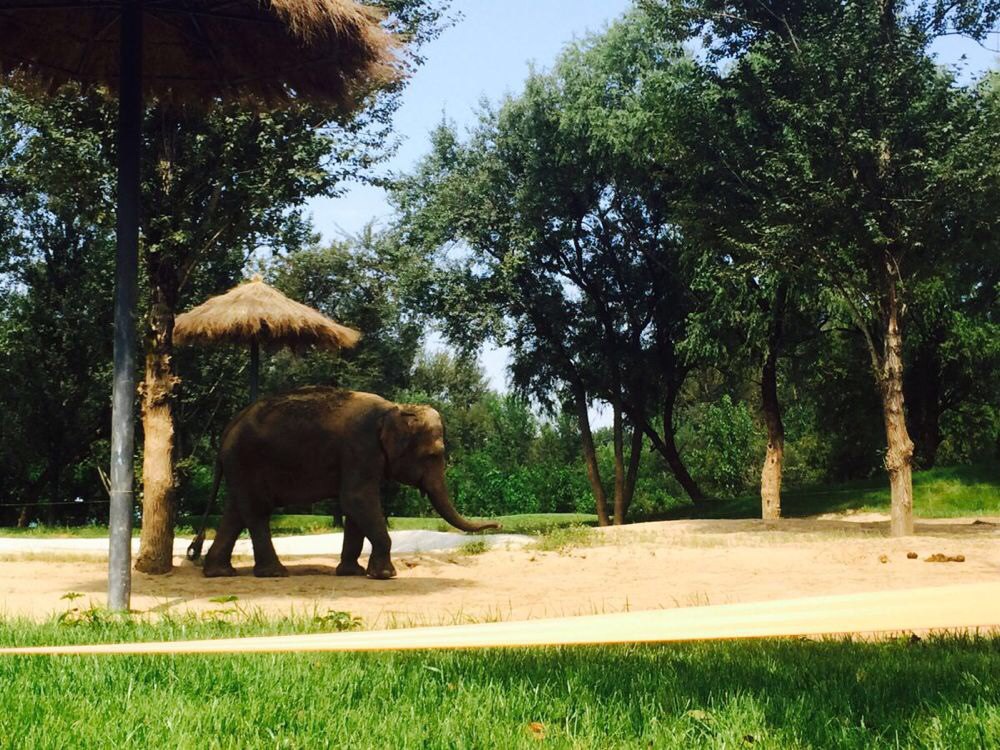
[380,405,500,533]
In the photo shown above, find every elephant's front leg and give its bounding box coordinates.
[335,517,367,577]
[341,479,396,580]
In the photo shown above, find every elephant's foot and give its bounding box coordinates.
[366,558,397,580]
[336,560,367,577]
[203,562,238,578]
[253,561,290,578]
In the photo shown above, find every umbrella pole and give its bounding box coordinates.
[250,339,260,402]
[108,0,143,612]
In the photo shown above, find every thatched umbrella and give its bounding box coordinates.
[0,0,399,609]
[175,275,361,401]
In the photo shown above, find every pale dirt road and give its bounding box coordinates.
[1,516,997,632]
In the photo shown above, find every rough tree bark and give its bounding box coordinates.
[573,386,611,526]
[880,279,915,537]
[134,296,180,573]
[760,282,788,521]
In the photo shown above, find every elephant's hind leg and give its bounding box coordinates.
[335,516,367,576]
[203,505,243,578]
[248,516,289,578]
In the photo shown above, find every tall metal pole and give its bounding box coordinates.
[108,0,143,611]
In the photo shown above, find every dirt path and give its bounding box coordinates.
[1,516,997,628]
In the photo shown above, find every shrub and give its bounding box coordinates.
[683,396,764,498]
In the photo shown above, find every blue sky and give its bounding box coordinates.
[308,0,634,240]
[305,1,999,398]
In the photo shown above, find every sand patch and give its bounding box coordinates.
[1,516,997,628]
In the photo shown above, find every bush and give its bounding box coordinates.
[683,396,764,498]
[413,452,596,518]
[448,453,539,516]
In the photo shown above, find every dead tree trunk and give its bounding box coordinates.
[760,282,787,521]
[573,386,611,526]
[135,296,179,573]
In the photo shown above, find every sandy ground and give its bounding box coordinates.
[1,514,998,628]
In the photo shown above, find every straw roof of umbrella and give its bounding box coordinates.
[0,0,401,107]
[174,275,361,353]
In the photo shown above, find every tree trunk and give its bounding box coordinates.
[612,402,644,524]
[660,389,707,506]
[760,355,784,522]
[135,297,179,573]
[635,406,707,507]
[622,425,643,519]
[573,386,611,526]
[612,403,626,525]
[880,281,915,537]
[760,282,787,521]
[16,505,30,528]
[611,402,644,524]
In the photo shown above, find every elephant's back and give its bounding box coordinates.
[223,387,390,452]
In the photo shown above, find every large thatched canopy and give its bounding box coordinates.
[0,0,401,106]
[175,275,361,352]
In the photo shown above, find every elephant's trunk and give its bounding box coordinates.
[424,478,501,533]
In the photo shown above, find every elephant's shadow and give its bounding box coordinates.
[70,558,480,614]
[281,563,340,576]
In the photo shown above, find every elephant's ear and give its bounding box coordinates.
[379,407,415,464]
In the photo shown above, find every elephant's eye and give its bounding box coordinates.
[419,438,445,457]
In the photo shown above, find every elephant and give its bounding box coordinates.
[187,386,500,579]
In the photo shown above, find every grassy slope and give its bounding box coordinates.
[691,462,1000,520]
[0,614,998,748]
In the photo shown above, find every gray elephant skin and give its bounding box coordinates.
[188,386,499,579]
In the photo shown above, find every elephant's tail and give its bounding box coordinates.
[186,457,223,562]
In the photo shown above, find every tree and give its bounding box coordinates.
[264,228,428,398]
[393,16,714,521]
[646,0,999,534]
[903,70,1000,467]
[0,88,116,527]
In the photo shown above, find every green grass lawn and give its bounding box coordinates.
[0,614,997,748]
[665,462,1000,521]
